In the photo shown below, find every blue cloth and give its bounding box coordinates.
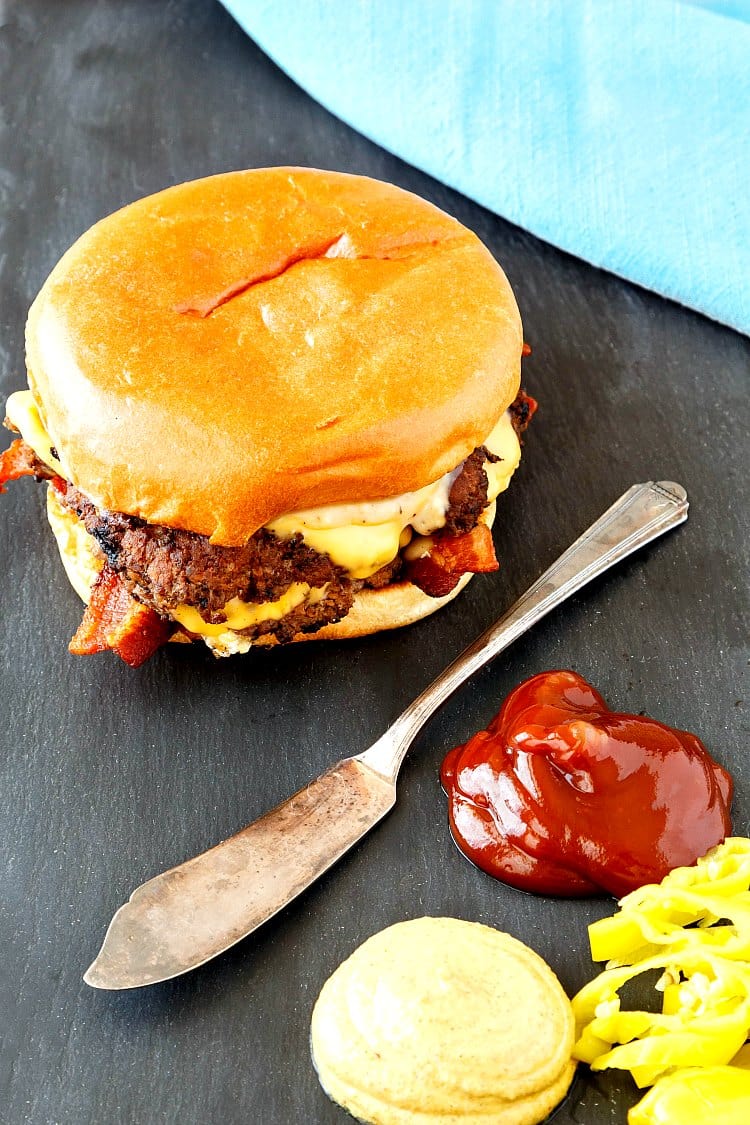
[222,1,750,335]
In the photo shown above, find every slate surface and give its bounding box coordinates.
[0,3,747,1124]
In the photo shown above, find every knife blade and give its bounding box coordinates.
[84,758,395,989]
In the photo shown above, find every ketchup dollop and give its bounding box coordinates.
[440,671,733,897]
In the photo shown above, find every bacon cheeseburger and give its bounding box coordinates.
[1,169,535,666]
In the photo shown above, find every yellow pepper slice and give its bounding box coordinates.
[628,1066,750,1124]
[589,837,750,966]
[573,839,750,1092]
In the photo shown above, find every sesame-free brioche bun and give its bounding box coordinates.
[27,168,521,545]
[45,484,496,650]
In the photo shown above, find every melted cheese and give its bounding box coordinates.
[484,412,522,499]
[268,411,521,577]
[5,390,65,476]
[280,521,406,581]
[6,389,522,580]
[171,583,316,637]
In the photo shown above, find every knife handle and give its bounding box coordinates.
[359,481,688,781]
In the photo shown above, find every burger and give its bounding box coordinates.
[0,168,535,666]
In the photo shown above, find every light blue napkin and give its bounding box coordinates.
[222,0,750,335]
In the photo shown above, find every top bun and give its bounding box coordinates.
[26,168,521,545]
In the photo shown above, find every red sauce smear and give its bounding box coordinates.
[440,670,733,898]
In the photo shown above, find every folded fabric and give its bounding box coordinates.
[221,0,750,335]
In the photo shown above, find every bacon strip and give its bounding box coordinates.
[509,390,538,437]
[0,446,172,665]
[0,439,55,491]
[69,564,172,667]
[405,523,499,598]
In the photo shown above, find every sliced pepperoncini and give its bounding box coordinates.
[572,839,750,1119]
[628,1066,750,1125]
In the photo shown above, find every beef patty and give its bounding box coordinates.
[52,447,488,643]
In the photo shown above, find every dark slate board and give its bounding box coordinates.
[1,3,748,1123]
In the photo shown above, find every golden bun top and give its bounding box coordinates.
[26,168,522,544]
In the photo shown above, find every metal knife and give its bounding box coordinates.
[84,480,688,989]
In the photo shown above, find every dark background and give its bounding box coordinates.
[1,3,747,1123]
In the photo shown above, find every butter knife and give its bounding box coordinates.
[84,480,688,989]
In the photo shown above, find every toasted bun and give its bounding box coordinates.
[46,486,495,651]
[28,169,521,545]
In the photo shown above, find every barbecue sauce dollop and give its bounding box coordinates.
[440,671,733,897]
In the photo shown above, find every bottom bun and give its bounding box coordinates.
[46,485,495,652]
[46,485,105,602]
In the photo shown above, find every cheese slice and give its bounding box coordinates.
[171,583,316,637]
[273,521,405,581]
[484,412,523,500]
[5,390,65,476]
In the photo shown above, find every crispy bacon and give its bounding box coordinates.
[69,563,172,667]
[405,523,499,598]
[0,438,55,491]
[509,390,538,438]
